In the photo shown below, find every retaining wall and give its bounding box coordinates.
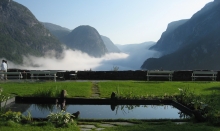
[7,69,220,81]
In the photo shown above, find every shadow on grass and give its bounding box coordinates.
[203,87,220,92]
[181,81,212,83]
[133,81,165,84]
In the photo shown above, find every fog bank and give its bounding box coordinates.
[1,43,160,71]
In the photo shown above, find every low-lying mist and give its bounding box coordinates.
[1,43,160,71]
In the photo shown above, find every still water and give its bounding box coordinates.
[20,104,190,119]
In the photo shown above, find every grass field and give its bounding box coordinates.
[102,122,220,131]
[0,121,80,131]
[98,81,220,98]
[0,81,92,98]
[1,81,220,98]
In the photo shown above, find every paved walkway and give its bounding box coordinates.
[91,82,100,98]
[78,121,136,131]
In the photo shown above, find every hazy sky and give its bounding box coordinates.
[13,0,213,45]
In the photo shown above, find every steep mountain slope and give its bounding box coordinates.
[41,22,71,40]
[149,19,188,54]
[149,0,220,55]
[101,35,120,53]
[61,25,108,57]
[141,0,220,70]
[0,1,63,63]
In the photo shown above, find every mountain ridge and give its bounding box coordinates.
[101,35,120,53]
[141,0,220,70]
[149,19,188,54]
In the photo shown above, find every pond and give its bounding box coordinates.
[9,103,190,120]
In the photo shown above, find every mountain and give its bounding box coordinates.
[149,0,220,55]
[42,22,120,54]
[0,1,63,63]
[101,35,120,53]
[41,22,71,40]
[141,0,220,70]
[149,19,188,55]
[61,25,108,57]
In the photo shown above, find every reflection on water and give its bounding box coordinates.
[33,104,56,112]
[19,103,190,119]
[31,99,67,113]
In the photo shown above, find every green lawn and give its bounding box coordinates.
[1,121,220,131]
[98,81,220,98]
[0,121,80,131]
[0,81,92,98]
[1,81,220,98]
[102,122,220,131]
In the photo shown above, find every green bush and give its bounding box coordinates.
[1,110,23,123]
[47,110,76,127]
[0,88,11,113]
[32,87,61,97]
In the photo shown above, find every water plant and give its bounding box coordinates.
[115,86,143,99]
[32,86,61,97]
[0,87,33,123]
[0,88,10,113]
[1,110,23,122]
[23,110,33,123]
[175,87,220,124]
[113,86,220,124]
[114,86,172,100]
[47,110,76,127]
[199,91,220,125]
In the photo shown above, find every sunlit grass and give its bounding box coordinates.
[98,81,220,98]
[0,81,92,98]
[102,122,220,131]
[1,81,220,98]
[0,121,80,131]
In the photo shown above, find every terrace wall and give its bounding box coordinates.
[7,69,220,81]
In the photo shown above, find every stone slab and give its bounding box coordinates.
[1,97,15,107]
[96,128,105,131]
[104,122,135,126]
[80,128,92,131]
[99,123,116,127]
[78,125,96,129]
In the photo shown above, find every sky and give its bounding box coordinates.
[13,0,213,45]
